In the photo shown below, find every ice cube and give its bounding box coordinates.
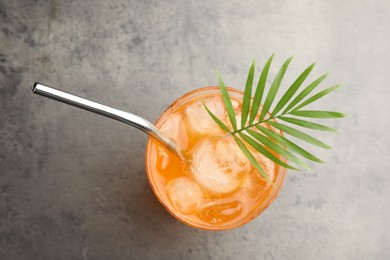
[198,200,243,224]
[160,112,189,149]
[166,177,203,214]
[244,153,275,198]
[190,136,250,195]
[185,96,226,135]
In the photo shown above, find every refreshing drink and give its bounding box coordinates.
[146,87,286,230]
[32,55,343,231]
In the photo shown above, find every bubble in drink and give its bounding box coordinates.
[166,177,203,214]
[190,136,250,195]
[184,96,227,134]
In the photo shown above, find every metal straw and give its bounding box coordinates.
[32,82,182,158]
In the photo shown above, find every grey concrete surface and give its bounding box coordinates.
[1,0,389,259]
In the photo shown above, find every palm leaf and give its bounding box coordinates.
[289,110,346,118]
[292,84,341,111]
[259,56,293,121]
[233,136,271,183]
[271,62,315,117]
[241,60,255,128]
[279,116,337,132]
[247,129,311,171]
[239,132,298,170]
[249,54,274,124]
[256,125,324,163]
[268,121,331,149]
[283,73,329,113]
[217,70,237,130]
[205,55,345,181]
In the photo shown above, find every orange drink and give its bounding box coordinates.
[146,87,286,230]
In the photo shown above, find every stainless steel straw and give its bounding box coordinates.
[32,82,182,158]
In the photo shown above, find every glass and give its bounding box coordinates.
[145,87,287,230]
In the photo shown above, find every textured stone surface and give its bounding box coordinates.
[0,0,389,259]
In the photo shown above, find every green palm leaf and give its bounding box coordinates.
[259,56,293,121]
[247,129,311,171]
[271,62,315,117]
[249,54,274,124]
[283,73,329,113]
[206,55,345,181]
[279,116,337,132]
[292,85,341,111]
[239,132,298,170]
[289,110,346,118]
[256,125,324,163]
[241,60,255,128]
[217,70,237,130]
[268,121,331,149]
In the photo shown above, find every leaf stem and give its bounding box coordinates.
[230,113,285,135]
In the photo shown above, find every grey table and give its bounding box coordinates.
[1,0,389,259]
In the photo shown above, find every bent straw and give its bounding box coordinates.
[32,82,183,159]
